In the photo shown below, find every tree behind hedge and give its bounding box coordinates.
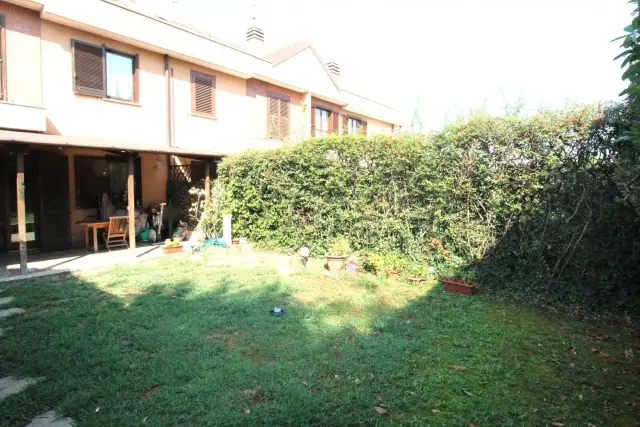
[218,104,640,313]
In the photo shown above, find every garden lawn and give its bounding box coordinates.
[0,253,638,426]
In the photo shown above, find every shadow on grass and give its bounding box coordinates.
[0,259,638,426]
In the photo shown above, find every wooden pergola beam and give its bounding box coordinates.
[204,162,211,203]
[128,153,136,251]
[16,151,27,273]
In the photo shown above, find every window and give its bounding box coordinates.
[0,14,5,101]
[312,106,339,136]
[75,156,141,209]
[72,40,139,102]
[190,70,216,118]
[267,91,290,140]
[314,107,330,137]
[346,117,368,136]
[106,51,135,101]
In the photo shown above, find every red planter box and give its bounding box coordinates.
[442,278,476,295]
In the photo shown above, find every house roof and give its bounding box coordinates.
[265,40,340,90]
[101,1,405,117]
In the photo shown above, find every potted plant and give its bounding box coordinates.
[162,237,183,255]
[441,268,477,294]
[326,236,351,273]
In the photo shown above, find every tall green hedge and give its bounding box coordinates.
[218,104,640,312]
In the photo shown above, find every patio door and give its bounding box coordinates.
[37,152,71,251]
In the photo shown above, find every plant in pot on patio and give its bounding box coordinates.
[162,237,184,255]
[441,268,477,295]
[326,236,352,273]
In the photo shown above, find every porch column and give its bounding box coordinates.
[128,154,136,251]
[204,162,211,203]
[16,151,27,273]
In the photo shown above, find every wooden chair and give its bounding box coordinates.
[103,216,129,251]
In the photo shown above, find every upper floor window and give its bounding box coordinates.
[347,117,367,136]
[0,14,6,101]
[314,107,330,137]
[72,40,139,103]
[267,91,290,140]
[106,51,135,101]
[190,70,216,118]
[312,106,339,137]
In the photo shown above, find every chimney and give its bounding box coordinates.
[327,62,340,77]
[246,26,264,51]
[246,4,264,55]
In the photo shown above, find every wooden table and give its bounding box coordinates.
[81,221,110,253]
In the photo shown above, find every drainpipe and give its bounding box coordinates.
[165,54,175,167]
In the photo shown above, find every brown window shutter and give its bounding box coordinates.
[331,111,340,134]
[362,120,368,136]
[191,70,216,117]
[267,92,279,139]
[311,106,316,137]
[343,115,349,134]
[72,40,106,97]
[279,95,290,139]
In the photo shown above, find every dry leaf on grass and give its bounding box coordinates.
[374,406,387,415]
[591,347,609,357]
[376,395,383,402]
[463,389,473,397]
[587,423,597,427]
[452,364,467,371]
[468,424,477,427]
[140,384,160,400]
[431,409,440,414]
[560,396,568,401]
[550,422,565,426]
[407,391,416,395]
[301,381,308,386]
[241,409,250,414]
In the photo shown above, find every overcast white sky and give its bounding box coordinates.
[137,0,634,130]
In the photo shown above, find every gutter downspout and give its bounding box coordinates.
[165,54,174,148]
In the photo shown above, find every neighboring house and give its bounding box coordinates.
[0,0,409,260]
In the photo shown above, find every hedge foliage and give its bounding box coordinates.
[218,104,640,312]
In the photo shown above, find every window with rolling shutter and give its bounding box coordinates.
[267,91,290,140]
[73,40,106,97]
[72,40,139,102]
[191,70,216,117]
[0,14,5,101]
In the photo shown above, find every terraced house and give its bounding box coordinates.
[0,0,408,267]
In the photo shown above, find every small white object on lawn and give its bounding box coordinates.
[26,411,74,427]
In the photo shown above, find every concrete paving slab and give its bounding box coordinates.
[0,376,39,401]
[0,308,25,319]
[0,297,15,306]
[26,411,74,427]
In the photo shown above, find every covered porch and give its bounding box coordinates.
[0,244,165,283]
[0,130,223,274]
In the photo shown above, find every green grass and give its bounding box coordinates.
[0,251,638,426]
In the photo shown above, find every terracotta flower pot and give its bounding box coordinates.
[162,244,183,255]
[442,278,476,295]
[326,256,346,273]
